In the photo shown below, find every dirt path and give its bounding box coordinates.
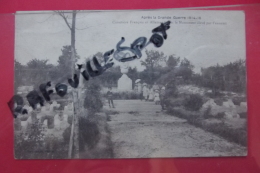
[106,100,247,158]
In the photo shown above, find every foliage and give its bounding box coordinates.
[84,79,103,114]
[167,107,247,146]
[232,97,246,105]
[156,56,194,85]
[141,50,167,68]
[203,106,213,119]
[15,119,46,159]
[165,80,178,96]
[213,97,225,106]
[199,59,246,93]
[167,55,180,69]
[15,60,25,92]
[183,94,203,111]
[140,50,167,85]
[127,67,139,89]
[239,112,247,119]
[19,59,55,89]
[104,91,141,100]
[180,58,194,69]
[14,45,80,90]
[97,65,121,88]
[215,112,225,119]
[79,116,101,151]
[56,45,80,82]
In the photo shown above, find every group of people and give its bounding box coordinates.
[105,83,170,111]
[141,84,167,110]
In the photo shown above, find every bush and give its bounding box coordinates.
[239,112,247,119]
[205,91,225,98]
[203,122,247,146]
[79,116,101,151]
[165,97,185,108]
[166,107,247,146]
[216,112,225,119]
[214,98,225,106]
[62,126,71,144]
[165,80,178,97]
[183,94,203,111]
[84,80,103,114]
[232,97,246,106]
[106,91,140,100]
[15,119,46,159]
[203,106,213,119]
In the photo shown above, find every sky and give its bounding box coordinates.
[15,9,246,73]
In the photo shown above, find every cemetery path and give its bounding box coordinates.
[106,100,247,158]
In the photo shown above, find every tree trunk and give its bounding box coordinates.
[71,11,76,75]
[68,10,80,159]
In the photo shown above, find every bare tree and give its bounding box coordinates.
[54,10,81,159]
[55,10,79,72]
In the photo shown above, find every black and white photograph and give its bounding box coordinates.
[14,9,247,159]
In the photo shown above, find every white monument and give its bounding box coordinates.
[117,63,132,91]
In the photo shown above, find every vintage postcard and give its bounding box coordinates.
[14,9,247,159]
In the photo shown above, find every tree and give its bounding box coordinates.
[167,55,180,69]
[199,59,246,94]
[154,55,180,85]
[55,10,81,159]
[141,50,166,84]
[55,11,79,73]
[96,65,121,88]
[127,67,139,89]
[25,59,55,89]
[180,58,194,69]
[141,50,166,69]
[56,45,80,82]
[175,58,194,83]
[14,60,25,92]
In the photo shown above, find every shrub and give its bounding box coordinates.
[84,80,103,114]
[203,122,247,146]
[165,97,185,108]
[214,98,225,106]
[62,126,71,144]
[205,91,225,98]
[165,80,178,97]
[203,106,213,119]
[15,119,46,159]
[44,135,68,159]
[15,119,70,159]
[79,116,101,151]
[216,112,225,119]
[183,94,203,111]
[167,107,247,146]
[232,97,246,105]
[106,91,140,100]
[239,112,247,119]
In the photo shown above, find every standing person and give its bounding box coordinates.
[154,90,160,105]
[142,83,148,101]
[107,88,115,108]
[159,87,166,110]
[148,86,154,101]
